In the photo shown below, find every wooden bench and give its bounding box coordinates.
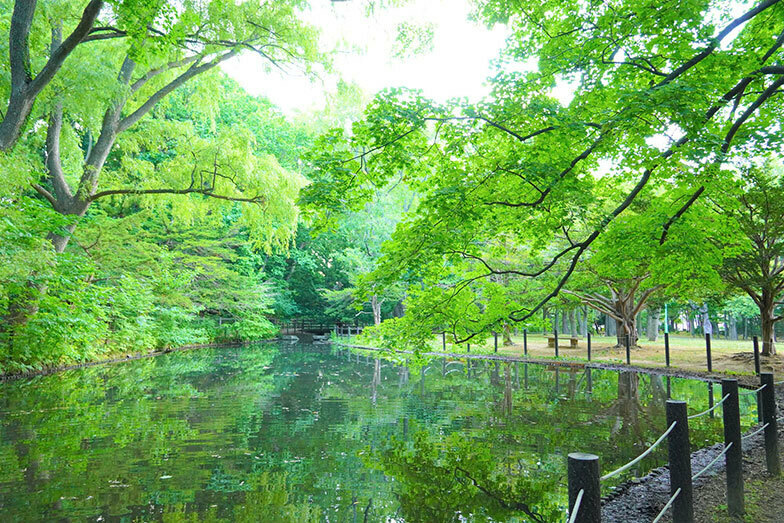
[547,336,580,348]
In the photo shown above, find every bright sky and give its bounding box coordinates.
[222,0,509,114]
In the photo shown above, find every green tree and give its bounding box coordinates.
[714,161,784,355]
[305,0,784,345]
[0,0,103,151]
[564,189,722,347]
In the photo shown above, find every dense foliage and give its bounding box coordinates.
[304,0,784,353]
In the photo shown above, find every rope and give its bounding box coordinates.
[567,489,584,523]
[651,488,681,523]
[692,442,733,480]
[740,384,766,395]
[742,423,769,440]
[600,422,677,481]
[775,379,784,385]
[688,394,730,419]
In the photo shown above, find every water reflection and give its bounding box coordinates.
[0,343,757,522]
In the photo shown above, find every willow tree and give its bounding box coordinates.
[304,0,784,347]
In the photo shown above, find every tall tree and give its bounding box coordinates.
[715,162,784,355]
[0,0,104,151]
[30,0,319,253]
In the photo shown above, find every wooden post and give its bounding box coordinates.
[523,329,528,357]
[494,332,498,353]
[442,332,446,352]
[665,332,671,367]
[760,373,780,475]
[625,334,631,365]
[705,333,713,372]
[753,336,761,375]
[587,332,591,361]
[721,379,744,518]
[567,453,601,523]
[555,329,559,358]
[667,400,694,523]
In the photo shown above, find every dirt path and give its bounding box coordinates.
[693,425,784,522]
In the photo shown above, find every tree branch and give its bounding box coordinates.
[654,0,783,88]
[117,49,239,133]
[88,187,265,204]
[28,0,104,95]
[659,187,705,245]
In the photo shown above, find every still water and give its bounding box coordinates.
[0,342,758,521]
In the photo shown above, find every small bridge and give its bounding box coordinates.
[274,319,368,336]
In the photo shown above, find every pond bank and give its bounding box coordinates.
[339,340,782,521]
[335,341,765,389]
[0,339,276,382]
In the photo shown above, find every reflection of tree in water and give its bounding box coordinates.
[368,431,560,523]
[610,371,643,440]
[371,358,381,404]
[161,471,321,522]
[503,363,513,416]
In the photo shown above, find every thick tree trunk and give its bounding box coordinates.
[606,314,616,336]
[1,0,104,152]
[502,323,513,346]
[647,307,660,341]
[579,306,588,336]
[615,317,638,347]
[761,310,777,356]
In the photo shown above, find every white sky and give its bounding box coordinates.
[222,0,509,114]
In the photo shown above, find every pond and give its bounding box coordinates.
[0,342,759,522]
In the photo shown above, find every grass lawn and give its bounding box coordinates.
[424,332,784,376]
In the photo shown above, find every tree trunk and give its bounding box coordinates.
[729,315,738,341]
[502,323,513,346]
[761,307,777,356]
[647,307,660,341]
[568,309,577,336]
[579,306,588,336]
[607,314,616,336]
[370,294,381,326]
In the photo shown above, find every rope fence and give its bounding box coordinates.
[650,488,681,523]
[567,489,584,523]
[742,423,769,440]
[567,372,780,522]
[600,422,676,481]
[692,442,733,481]
[688,393,729,419]
[739,383,766,395]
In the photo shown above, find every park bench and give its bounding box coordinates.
[547,336,580,348]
